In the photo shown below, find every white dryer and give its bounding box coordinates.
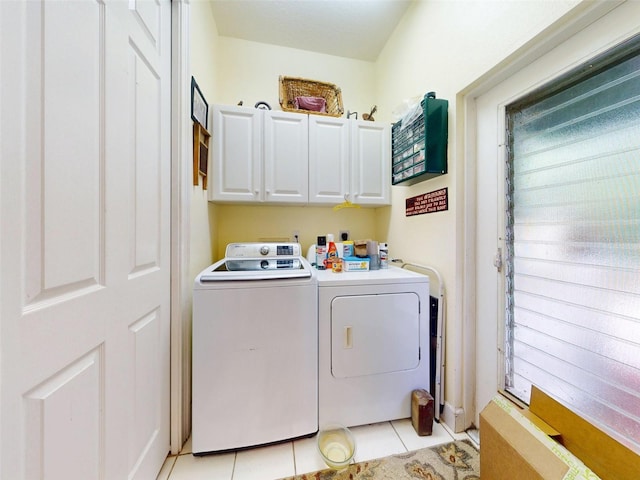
[317,267,429,428]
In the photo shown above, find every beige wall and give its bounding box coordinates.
[215,205,378,261]
[207,36,383,259]
[191,0,585,431]
[190,1,220,280]
[374,0,580,428]
[214,36,377,117]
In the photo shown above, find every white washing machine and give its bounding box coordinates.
[192,243,318,454]
[317,266,430,428]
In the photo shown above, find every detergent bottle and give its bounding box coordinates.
[325,233,338,269]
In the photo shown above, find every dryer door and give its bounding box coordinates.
[331,292,421,378]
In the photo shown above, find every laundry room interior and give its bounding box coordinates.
[187,0,463,462]
[4,1,640,479]
[171,1,640,479]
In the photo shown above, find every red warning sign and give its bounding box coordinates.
[406,187,448,217]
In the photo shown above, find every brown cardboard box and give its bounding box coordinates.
[480,386,640,480]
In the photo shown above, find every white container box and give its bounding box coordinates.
[343,257,369,272]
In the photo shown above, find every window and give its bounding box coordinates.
[504,34,640,452]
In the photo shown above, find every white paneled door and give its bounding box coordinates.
[1,0,171,478]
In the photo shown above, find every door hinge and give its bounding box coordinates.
[493,247,503,272]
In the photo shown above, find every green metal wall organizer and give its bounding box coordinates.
[391,92,448,186]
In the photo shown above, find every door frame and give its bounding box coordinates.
[170,0,192,455]
[458,0,627,429]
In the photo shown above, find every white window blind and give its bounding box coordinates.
[505,34,640,453]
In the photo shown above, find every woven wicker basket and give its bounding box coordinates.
[279,76,344,117]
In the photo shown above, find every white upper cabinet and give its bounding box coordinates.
[210,105,262,203]
[264,111,309,203]
[210,106,308,204]
[309,116,390,206]
[308,116,350,204]
[350,120,391,206]
[210,105,390,207]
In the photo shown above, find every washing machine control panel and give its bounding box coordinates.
[225,258,302,271]
[276,245,295,256]
[226,242,301,258]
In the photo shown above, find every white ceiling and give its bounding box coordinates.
[208,0,413,61]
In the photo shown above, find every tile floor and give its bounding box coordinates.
[157,419,472,480]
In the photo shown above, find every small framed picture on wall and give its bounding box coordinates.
[191,76,208,129]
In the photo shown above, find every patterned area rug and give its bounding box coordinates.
[280,440,480,480]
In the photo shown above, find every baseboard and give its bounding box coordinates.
[441,402,466,433]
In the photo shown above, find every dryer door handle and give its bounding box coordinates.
[344,326,353,349]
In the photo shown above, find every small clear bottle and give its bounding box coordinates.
[379,242,389,269]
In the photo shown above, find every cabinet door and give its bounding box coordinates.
[264,111,308,203]
[308,116,350,205]
[351,120,391,206]
[209,105,262,202]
